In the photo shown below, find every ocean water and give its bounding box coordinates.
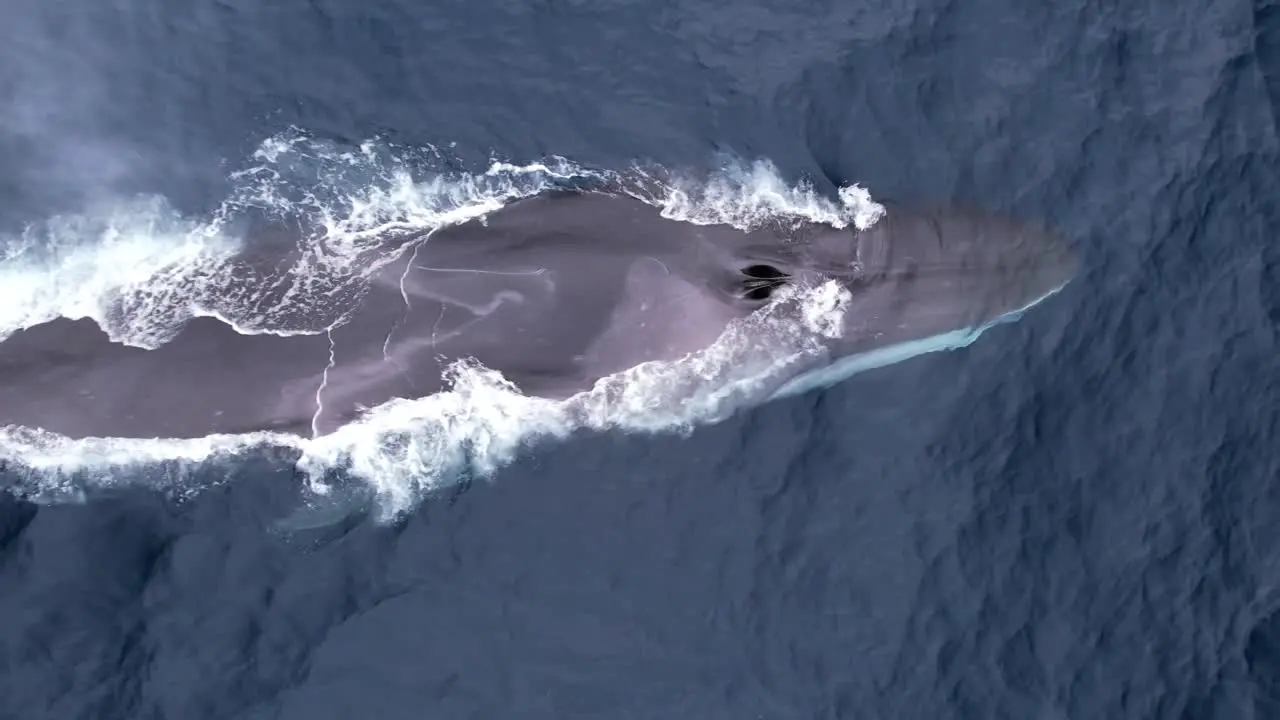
[0,0,1277,718]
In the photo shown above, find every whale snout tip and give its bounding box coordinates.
[1033,230,1079,297]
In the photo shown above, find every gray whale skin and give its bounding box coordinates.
[0,192,1076,440]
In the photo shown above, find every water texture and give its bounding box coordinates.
[0,0,1277,718]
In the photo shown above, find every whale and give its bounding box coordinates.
[0,190,1076,440]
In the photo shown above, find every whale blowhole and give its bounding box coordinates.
[740,264,789,301]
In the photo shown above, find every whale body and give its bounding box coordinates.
[0,191,1076,440]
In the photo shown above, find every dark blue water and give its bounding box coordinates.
[2,0,1279,718]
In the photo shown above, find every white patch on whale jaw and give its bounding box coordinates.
[769,281,1070,400]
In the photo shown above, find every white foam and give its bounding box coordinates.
[0,132,937,518]
[0,196,241,348]
[633,159,885,232]
[0,425,295,503]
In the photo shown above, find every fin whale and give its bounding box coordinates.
[0,191,1076,440]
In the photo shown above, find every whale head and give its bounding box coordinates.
[706,207,1077,397]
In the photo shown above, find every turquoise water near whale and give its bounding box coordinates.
[1,0,1278,718]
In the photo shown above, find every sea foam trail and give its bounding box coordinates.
[0,130,885,518]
